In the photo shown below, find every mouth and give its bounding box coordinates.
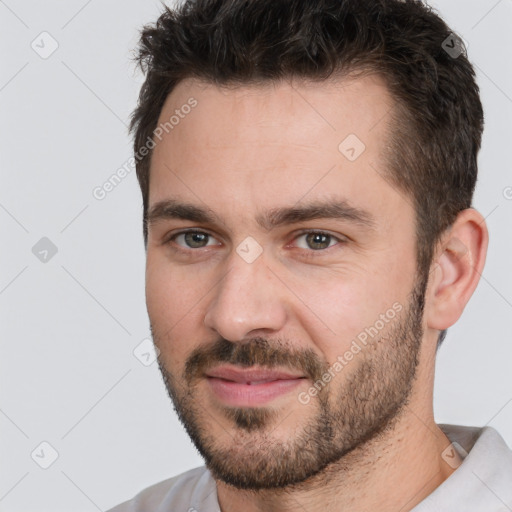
[204,365,307,406]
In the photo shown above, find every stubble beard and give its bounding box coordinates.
[154,273,427,490]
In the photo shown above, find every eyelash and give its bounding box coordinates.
[164,229,346,258]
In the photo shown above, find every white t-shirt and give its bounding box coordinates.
[107,424,512,512]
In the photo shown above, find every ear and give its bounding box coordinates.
[425,208,489,331]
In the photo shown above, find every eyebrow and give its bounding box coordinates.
[146,198,376,232]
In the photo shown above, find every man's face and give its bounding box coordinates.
[146,75,426,489]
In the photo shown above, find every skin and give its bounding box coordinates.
[145,74,488,512]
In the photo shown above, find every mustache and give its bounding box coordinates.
[184,337,329,384]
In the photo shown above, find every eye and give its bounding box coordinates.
[293,231,344,251]
[165,229,346,255]
[169,230,220,249]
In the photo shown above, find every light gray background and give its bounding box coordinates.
[1,1,511,510]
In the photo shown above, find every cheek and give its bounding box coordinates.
[294,262,413,362]
[145,256,209,364]
[146,250,211,316]
[297,279,374,360]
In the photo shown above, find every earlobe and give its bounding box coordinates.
[426,209,489,331]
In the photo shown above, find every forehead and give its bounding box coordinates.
[154,74,394,151]
[148,74,405,228]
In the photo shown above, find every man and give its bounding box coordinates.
[109,0,512,510]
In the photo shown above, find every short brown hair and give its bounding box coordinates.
[131,0,483,325]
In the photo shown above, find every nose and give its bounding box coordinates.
[203,249,288,342]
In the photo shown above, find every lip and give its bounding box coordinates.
[205,365,306,407]
[205,366,305,383]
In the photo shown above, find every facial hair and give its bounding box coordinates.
[153,272,427,490]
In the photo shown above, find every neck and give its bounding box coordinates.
[215,407,458,512]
